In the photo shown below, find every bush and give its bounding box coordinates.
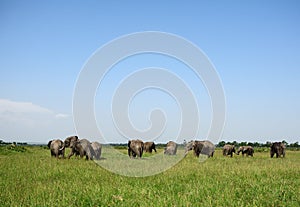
[7,145,27,152]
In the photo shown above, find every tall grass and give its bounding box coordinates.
[0,146,299,206]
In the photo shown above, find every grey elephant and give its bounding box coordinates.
[164,141,177,155]
[128,139,144,158]
[91,141,102,160]
[237,146,254,157]
[143,141,157,153]
[223,145,235,157]
[270,142,286,158]
[47,139,65,158]
[185,140,215,157]
[195,140,215,157]
[62,136,95,160]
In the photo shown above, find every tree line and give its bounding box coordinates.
[0,140,28,145]
[1,139,299,148]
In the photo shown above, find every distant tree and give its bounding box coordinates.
[225,141,234,145]
[265,141,272,147]
[282,140,288,146]
[253,142,260,147]
[217,141,226,147]
[240,142,247,146]
[290,142,299,148]
[247,142,254,147]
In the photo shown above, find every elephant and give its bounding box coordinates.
[184,140,215,158]
[270,142,286,158]
[237,146,254,157]
[128,139,144,158]
[164,141,177,155]
[143,141,157,153]
[91,141,102,160]
[47,139,65,158]
[194,140,215,157]
[223,145,235,157]
[62,136,95,160]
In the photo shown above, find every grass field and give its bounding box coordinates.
[0,146,299,207]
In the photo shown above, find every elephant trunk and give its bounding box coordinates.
[184,148,189,156]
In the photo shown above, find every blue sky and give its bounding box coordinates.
[0,1,299,144]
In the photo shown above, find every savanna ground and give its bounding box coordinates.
[0,145,299,207]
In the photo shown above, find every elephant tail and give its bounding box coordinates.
[59,143,65,151]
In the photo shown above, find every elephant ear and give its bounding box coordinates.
[128,140,131,148]
[47,140,52,148]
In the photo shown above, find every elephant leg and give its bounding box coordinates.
[88,152,93,160]
[67,148,76,159]
[137,148,142,158]
[79,150,84,158]
[136,149,140,158]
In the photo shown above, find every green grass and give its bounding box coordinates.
[0,146,299,206]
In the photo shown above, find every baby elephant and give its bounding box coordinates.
[143,141,157,153]
[237,146,254,157]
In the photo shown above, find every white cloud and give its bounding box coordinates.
[0,99,52,114]
[0,99,73,143]
[55,113,69,119]
[0,99,68,125]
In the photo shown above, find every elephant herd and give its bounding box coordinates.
[127,140,177,158]
[48,137,286,160]
[221,142,286,158]
[128,139,286,159]
[47,136,102,160]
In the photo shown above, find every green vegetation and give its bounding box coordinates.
[0,146,299,206]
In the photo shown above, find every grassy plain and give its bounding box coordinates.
[0,146,299,207]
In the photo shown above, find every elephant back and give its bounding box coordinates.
[164,141,177,155]
[200,140,215,156]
